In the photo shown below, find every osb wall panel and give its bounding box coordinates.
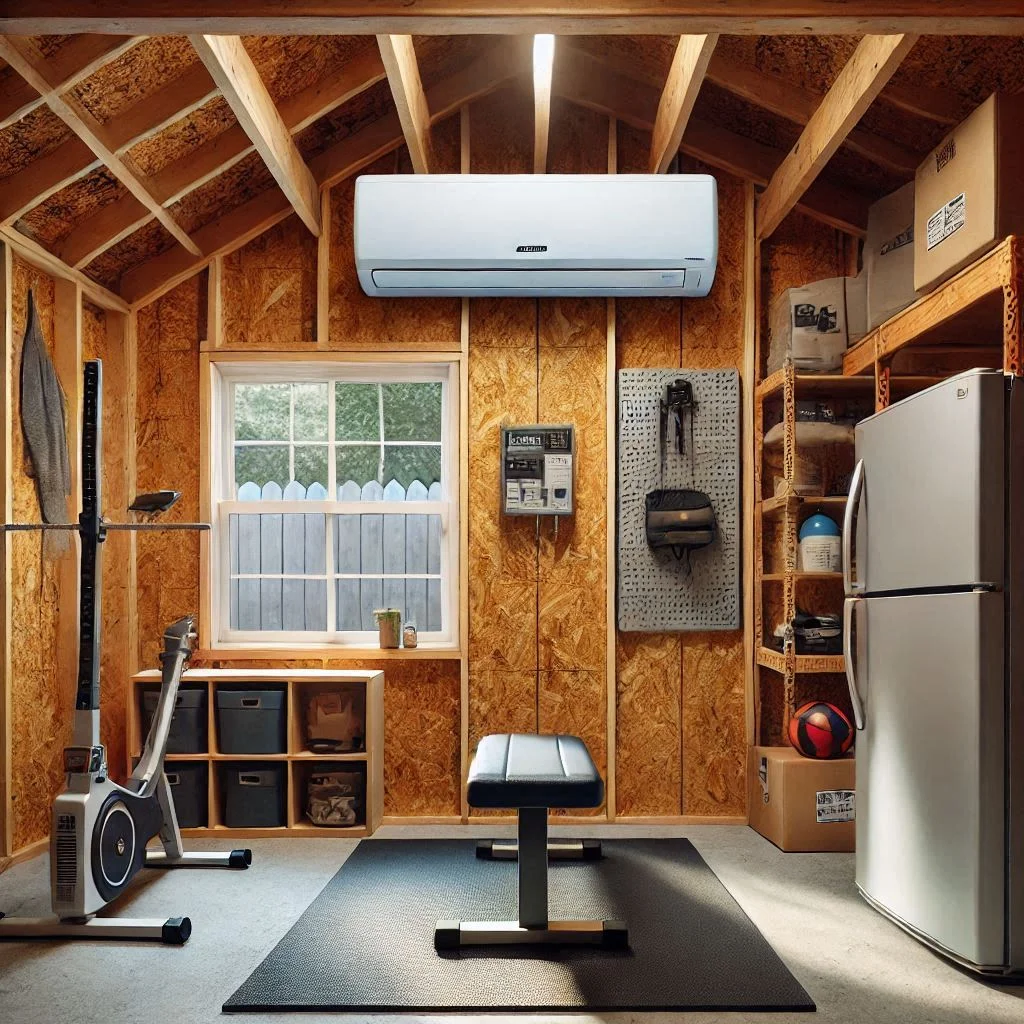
[82,301,132,782]
[9,257,67,851]
[327,119,461,351]
[378,660,460,817]
[614,125,748,819]
[221,213,317,348]
[135,275,204,669]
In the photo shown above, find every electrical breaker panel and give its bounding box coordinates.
[501,424,575,516]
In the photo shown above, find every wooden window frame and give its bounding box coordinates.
[203,352,461,653]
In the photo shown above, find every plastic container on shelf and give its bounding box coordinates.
[215,687,287,754]
[798,514,842,572]
[165,762,208,828]
[141,685,207,754]
[220,763,286,828]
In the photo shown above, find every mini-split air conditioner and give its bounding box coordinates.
[354,173,718,298]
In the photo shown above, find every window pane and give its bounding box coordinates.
[384,445,441,490]
[382,382,442,442]
[235,445,289,493]
[293,382,328,441]
[336,445,381,490]
[293,445,328,490]
[228,512,328,631]
[335,382,379,442]
[234,383,289,441]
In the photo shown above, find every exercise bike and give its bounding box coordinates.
[0,360,251,944]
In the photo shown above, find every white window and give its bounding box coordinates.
[209,360,459,648]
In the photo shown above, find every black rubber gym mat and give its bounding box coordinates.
[223,838,815,1013]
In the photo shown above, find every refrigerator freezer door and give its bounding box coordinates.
[854,589,1006,968]
[852,368,1005,594]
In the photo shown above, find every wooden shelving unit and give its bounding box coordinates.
[754,236,1024,746]
[843,235,1024,411]
[754,359,862,744]
[128,668,384,839]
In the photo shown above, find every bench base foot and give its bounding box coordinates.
[476,838,602,861]
[435,918,628,951]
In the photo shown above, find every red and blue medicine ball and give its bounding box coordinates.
[788,701,853,759]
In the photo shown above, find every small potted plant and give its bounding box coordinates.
[373,608,401,649]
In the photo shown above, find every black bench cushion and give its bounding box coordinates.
[466,733,604,809]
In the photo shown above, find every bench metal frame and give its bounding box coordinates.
[436,807,627,950]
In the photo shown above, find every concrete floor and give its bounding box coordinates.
[0,824,1021,1024]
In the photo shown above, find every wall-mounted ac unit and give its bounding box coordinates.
[354,174,717,298]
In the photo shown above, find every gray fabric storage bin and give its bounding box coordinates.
[220,763,286,828]
[215,687,286,754]
[165,762,208,829]
[142,685,207,754]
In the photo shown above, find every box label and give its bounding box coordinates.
[926,193,965,251]
[816,789,856,823]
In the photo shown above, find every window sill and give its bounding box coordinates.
[198,645,462,662]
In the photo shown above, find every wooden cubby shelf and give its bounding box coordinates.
[128,668,384,839]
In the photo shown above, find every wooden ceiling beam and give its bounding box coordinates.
[554,46,869,236]
[190,35,321,234]
[0,224,130,312]
[377,35,434,174]
[532,34,554,173]
[0,35,142,129]
[147,46,386,206]
[0,36,201,255]
[57,196,151,269]
[0,138,100,225]
[649,33,718,173]
[704,54,921,175]
[756,34,918,240]
[123,38,528,307]
[0,75,44,130]
[2,3,1022,36]
[104,62,219,153]
[65,46,387,271]
[314,36,529,189]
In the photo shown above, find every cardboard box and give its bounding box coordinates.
[767,275,865,376]
[748,746,855,852]
[914,92,1024,293]
[866,181,916,329]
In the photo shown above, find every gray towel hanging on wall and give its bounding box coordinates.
[19,288,71,533]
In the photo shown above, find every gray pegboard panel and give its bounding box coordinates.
[617,369,740,632]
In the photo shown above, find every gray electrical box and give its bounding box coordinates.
[501,424,575,516]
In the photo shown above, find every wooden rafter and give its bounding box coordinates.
[704,54,921,175]
[0,35,142,129]
[190,35,321,234]
[2,3,1022,36]
[649,33,718,173]
[555,45,869,236]
[756,34,918,240]
[0,35,201,256]
[121,38,530,307]
[0,59,218,229]
[61,44,386,271]
[532,35,554,173]
[377,35,434,174]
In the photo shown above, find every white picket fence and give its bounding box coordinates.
[229,478,442,633]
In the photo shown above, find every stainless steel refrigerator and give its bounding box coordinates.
[843,367,1024,975]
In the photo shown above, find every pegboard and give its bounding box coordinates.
[618,369,740,632]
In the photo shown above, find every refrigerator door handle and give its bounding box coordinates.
[844,597,865,730]
[843,459,865,595]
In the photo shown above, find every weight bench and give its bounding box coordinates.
[435,733,628,950]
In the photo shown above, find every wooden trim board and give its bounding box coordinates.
[3,4,1022,35]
